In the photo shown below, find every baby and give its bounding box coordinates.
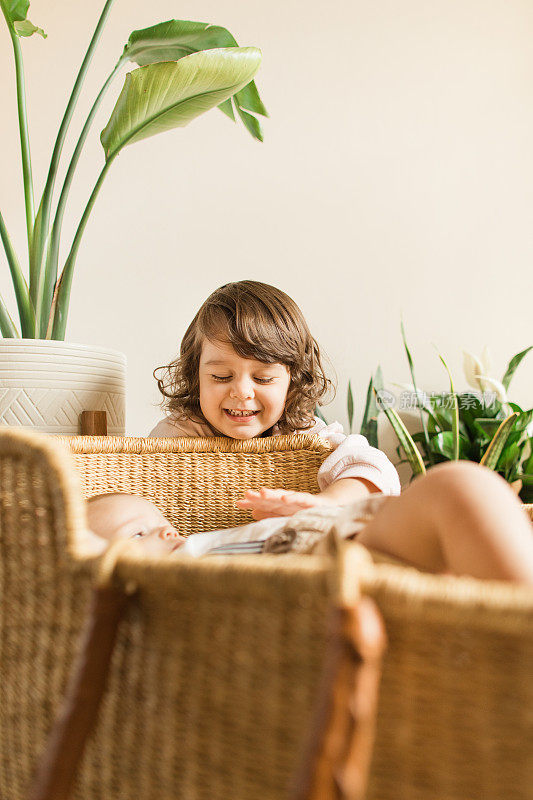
[86,492,295,557]
[86,464,533,584]
[87,493,185,556]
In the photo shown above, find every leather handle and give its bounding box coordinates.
[290,597,386,800]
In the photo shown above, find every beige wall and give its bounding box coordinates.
[1,0,532,443]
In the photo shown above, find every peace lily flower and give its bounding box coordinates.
[462,347,508,403]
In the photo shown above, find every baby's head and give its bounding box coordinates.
[155,280,332,438]
[87,493,184,555]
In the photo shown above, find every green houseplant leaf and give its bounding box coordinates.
[41,15,267,338]
[501,346,532,391]
[480,412,519,470]
[2,0,44,34]
[360,368,383,448]
[1,0,40,264]
[347,380,354,433]
[100,47,261,159]
[4,0,29,21]
[429,431,470,461]
[373,335,532,487]
[437,351,460,460]
[51,47,262,339]
[2,5,266,341]
[401,320,434,464]
[13,18,45,37]
[122,19,267,140]
[31,0,117,334]
[522,439,533,474]
[375,388,426,477]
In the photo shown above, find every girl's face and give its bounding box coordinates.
[199,339,291,439]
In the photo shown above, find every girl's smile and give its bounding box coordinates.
[199,339,291,439]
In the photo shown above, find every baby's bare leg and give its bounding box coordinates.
[357,462,533,584]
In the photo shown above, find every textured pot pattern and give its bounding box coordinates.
[0,341,126,435]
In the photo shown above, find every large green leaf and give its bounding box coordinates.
[122,19,267,140]
[501,345,532,391]
[497,440,521,471]
[429,431,470,461]
[480,412,519,470]
[1,0,45,36]
[4,0,29,22]
[472,418,501,442]
[125,19,236,63]
[100,47,262,161]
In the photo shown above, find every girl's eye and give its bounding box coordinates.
[212,375,231,382]
[254,377,274,384]
[130,529,147,539]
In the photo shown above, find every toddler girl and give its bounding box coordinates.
[150,280,400,519]
[146,279,533,584]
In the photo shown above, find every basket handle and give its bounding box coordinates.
[290,597,386,800]
[28,569,131,800]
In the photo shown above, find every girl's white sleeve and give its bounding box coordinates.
[311,420,401,495]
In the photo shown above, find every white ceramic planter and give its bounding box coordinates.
[0,340,126,435]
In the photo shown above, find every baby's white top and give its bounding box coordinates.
[148,415,401,495]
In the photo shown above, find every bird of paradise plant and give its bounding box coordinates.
[0,1,266,340]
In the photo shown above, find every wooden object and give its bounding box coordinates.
[290,600,386,800]
[79,410,107,436]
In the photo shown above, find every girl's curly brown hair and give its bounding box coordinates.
[154,280,334,434]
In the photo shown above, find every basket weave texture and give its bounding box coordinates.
[60,434,332,534]
[1,430,532,800]
[0,430,335,800]
[362,561,533,800]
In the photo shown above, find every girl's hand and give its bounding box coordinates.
[236,488,327,520]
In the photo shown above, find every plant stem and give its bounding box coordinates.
[31,0,117,317]
[50,157,115,340]
[0,292,19,337]
[1,3,35,254]
[0,209,35,336]
[38,56,125,337]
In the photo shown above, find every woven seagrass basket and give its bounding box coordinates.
[0,429,532,800]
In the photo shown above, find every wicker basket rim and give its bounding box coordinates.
[2,428,531,616]
[359,557,533,618]
[56,433,333,455]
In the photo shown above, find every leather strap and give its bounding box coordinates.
[290,597,386,800]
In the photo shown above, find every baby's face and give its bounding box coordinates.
[87,493,184,554]
[198,338,291,439]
